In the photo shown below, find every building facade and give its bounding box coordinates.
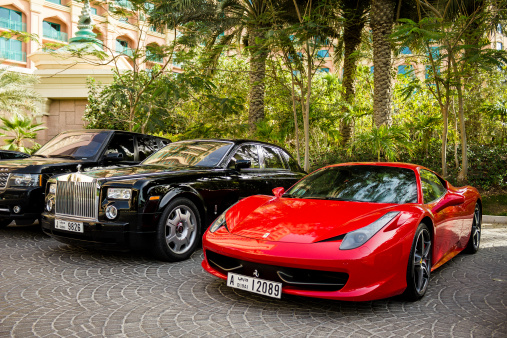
[0,0,178,144]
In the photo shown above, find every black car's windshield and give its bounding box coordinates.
[285,165,418,204]
[35,132,108,159]
[142,141,233,167]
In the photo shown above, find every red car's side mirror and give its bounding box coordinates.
[272,187,285,198]
[432,193,465,214]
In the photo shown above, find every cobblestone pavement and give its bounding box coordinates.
[0,224,506,338]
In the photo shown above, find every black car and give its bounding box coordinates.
[41,139,306,261]
[0,130,169,228]
[0,150,31,160]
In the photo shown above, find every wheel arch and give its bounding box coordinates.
[420,216,434,260]
[157,186,207,229]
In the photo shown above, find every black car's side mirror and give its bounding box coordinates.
[235,159,251,171]
[104,152,124,162]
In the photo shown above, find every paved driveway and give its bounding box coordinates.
[0,224,506,337]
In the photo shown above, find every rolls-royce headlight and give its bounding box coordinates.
[10,174,40,187]
[49,184,56,195]
[340,212,400,250]
[107,188,132,200]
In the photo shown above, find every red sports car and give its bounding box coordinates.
[202,163,482,301]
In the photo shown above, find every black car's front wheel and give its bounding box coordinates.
[153,197,201,262]
[403,223,432,301]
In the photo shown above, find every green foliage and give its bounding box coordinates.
[0,68,42,114]
[350,124,413,162]
[0,113,46,154]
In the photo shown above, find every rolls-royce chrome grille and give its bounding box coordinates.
[55,181,99,220]
[0,172,9,188]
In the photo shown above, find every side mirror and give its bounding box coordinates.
[104,152,124,162]
[235,159,251,171]
[272,187,285,198]
[431,193,465,214]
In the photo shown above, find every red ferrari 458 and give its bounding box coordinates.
[202,163,481,301]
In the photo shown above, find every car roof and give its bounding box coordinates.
[172,139,294,152]
[324,162,426,171]
[57,129,170,140]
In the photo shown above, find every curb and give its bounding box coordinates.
[483,215,507,226]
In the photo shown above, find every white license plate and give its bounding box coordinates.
[55,219,84,233]
[227,272,282,299]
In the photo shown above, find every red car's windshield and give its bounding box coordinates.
[284,165,418,204]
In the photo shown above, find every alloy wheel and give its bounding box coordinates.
[413,228,431,295]
[165,205,197,254]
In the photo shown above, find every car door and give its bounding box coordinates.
[136,135,169,162]
[101,132,138,166]
[258,145,302,192]
[420,169,461,265]
[226,143,272,198]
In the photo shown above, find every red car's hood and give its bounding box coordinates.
[226,196,399,244]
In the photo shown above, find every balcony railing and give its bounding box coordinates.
[117,48,134,57]
[0,49,26,62]
[114,0,134,10]
[0,18,26,32]
[43,28,68,42]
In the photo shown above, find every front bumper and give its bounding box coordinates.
[41,212,157,251]
[0,187,44,222]
[202,229,412,301]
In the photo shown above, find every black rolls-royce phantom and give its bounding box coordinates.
[0,130,169,228]
[41,139,306,261]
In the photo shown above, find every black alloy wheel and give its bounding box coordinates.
[464,202,481,254]
[403,223,432,301]
[153,197,201,262]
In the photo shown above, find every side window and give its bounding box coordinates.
[420,169,447,204]
[280,150,301,172]
[260,146,285,169]
[227,144,260,169]
[137,136,160,161]
[104,133,135,161]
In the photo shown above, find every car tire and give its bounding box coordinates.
[152,197,201,262]
[464,202,481,254]
[0,219,12,229]
[403,223,432,301]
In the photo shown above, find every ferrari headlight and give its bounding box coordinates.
[107,188,132,200]
[340,211,400,250]
[209,210,228,233]
[10,174,40,187]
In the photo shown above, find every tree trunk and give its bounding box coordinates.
[290,74,301,165]
[248,27,268,134]
[340,4,366,145]
[370,0,395,127]
[441,105,448,178]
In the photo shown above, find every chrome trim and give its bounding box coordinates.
[0,208,9,212]
[0,172,10,189]
[276,271,345,287]
[55,180,99,221]
[208,259,243,272]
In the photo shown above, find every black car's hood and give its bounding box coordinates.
[0,156,86,174]
[59,164,217,182]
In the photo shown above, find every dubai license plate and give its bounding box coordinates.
[227,272,282,299]
[55,219,84,233]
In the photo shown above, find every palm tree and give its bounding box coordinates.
[336,0,370,145]
[351,124,413,161]
[0,113,46,154]
[0,68,42,114]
